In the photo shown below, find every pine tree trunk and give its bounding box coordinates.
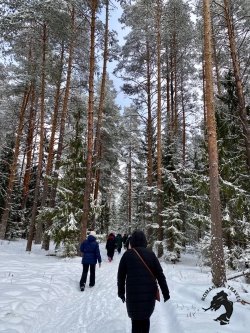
[0,85,31,239]
[26,24,47,251]
[173,17,178,136]
[166,51,171,135]
[202,53,207,129]
[92,0,109,228]
[22,83,36,210]
[181,74,186,166]
[223,0,250,171]
[203,0,226,287]
[156,0,163,253]
[170,54,174,137]
[211,21,221,96]
[35,43,65,244]
[42,7,75,251]
[128,146,132,234]
[81,0,98,241]
[146,38,153,188]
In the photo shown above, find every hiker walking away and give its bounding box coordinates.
[79,231,102,291]
[106,232,116,262]
[122,233,128,248]
[116,233,123,254]
[117,230,170,333]
[124,235,132,250]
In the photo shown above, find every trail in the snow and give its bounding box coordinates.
[34,252,131,333]
[32,247,184,333]
[0,241,185,333]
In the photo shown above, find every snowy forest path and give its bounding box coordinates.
[30,245,185,333]
[0,241,185,333]
[1,240,250,333]
[33,251,131,333]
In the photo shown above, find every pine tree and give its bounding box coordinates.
[36,108,86,256]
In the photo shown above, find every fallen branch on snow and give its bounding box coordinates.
[227,269,250,280]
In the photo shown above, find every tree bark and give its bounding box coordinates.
[156,0,163,252]
[0,85,31,239]
[22,83,36,210]
[146,38,153,188]
[42,6,75,251]
[92,0,109,229]
[181,74,186,166]
[26,23,47,251]
[81,0,98,241]
[35,43,65,244]
[203,0,226,287]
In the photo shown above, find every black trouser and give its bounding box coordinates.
[107,249,115,260]
[131,319,150,333]
[80,264,96,287]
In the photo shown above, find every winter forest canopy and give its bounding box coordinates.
[0,0,250,287]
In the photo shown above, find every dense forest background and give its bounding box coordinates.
[0,0,249,286]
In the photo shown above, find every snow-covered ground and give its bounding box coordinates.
[0,239,250,333]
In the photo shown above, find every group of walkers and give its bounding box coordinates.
[105,232,129,261]
[79,229,170,333]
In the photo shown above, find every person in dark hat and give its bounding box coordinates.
[117,230,170,333]
[79,231,102,291]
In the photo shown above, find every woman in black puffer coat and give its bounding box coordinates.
[117,230,170,333]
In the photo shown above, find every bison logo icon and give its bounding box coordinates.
[202,290,233,325]
[201,285,242,325]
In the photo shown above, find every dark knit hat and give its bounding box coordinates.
[130,230,147,248]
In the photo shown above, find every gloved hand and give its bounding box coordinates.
[164,294,170,302]
[119,294,125,303]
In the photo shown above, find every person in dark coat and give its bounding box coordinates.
[116,233,123,254]
[79,231,102,291]
[122,233,128,248]
[117,230,170,333]
[106,233,116,262]
[124,235,132,250]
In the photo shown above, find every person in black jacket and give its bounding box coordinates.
[79,231,102,291]
[106,232,116,262]
[117,230,170,333]
[116,233,123,254]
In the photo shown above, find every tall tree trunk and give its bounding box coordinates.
[0,85,31,239]
[22,83,36,210]
[203,0,226,287]
[26,24,47,251]
[35,43,65,244]
[173,13,178,136]
[202,53,207,129]
[42,7,75,251]
[223,0,250,171]
[145,4,153,236]
[80,0,98,241]
[181,74,186,166]
[92,0,109,229]
[166,51,171,135]
[211,18,222,96]
[156,0,163,254]
[128,145,132,234]
[170,54,174,137]
[146,38,153,188]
